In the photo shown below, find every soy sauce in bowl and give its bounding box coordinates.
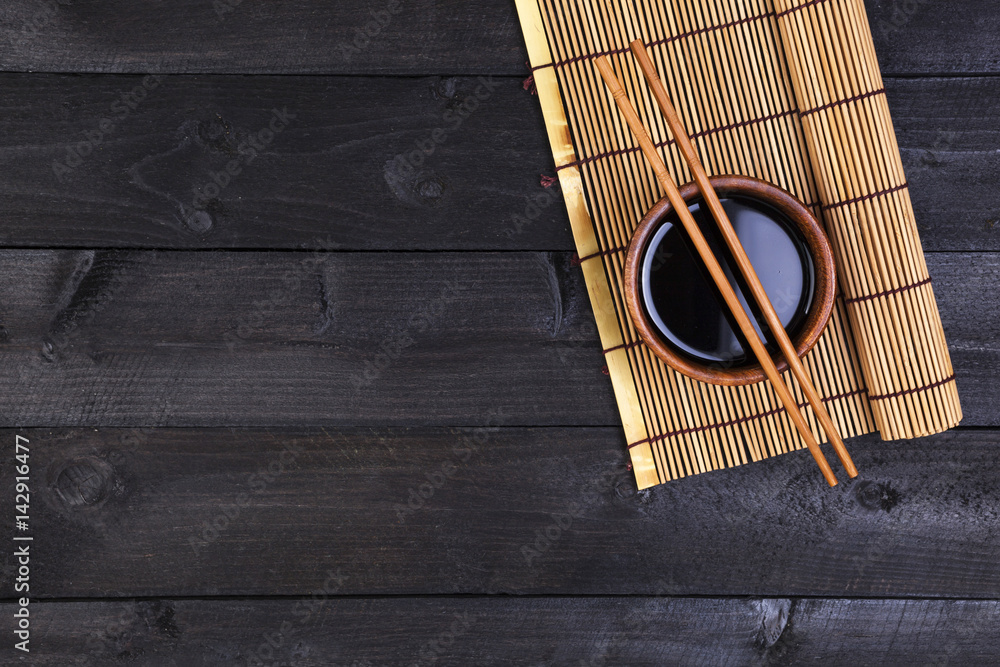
[641,195,814,367]
[623,175,836,386]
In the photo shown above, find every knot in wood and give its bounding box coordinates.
[855,480,901,512]
[54,458,113,508]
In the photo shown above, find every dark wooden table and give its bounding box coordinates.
[1,1,998,664]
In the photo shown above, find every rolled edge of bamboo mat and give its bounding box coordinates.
[515,0,660,489]
[774,0,962,439]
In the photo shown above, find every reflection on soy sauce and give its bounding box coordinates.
[640,195,815,368]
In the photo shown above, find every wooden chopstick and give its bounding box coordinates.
[594,54,840,487]
[628,40,858,480]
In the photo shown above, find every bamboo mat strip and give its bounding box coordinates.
[774,0,961,439]
[517,0,659,489]
[515,0,955,489]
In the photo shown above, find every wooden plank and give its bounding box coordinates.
[0,0,527,76]
[7,426,1000,598]
[0,250,990,426]
[6,596,1000,666]
[0,1,995,75]
[0,250,617,427]
[0,74,995,251]
[862,0,1000,76]
[931,252,1000,425]
[891,77,1000,251]
[0,74,570,251]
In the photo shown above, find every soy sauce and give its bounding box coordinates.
[640,195,814,368]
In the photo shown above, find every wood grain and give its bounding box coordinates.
[4,596,1000,666]
[0,250,990,426]
[0,0,994,75]
[0,250,615,427]
[0,75,994,250]
[0,74,568,250]
[0,0,995,662]
[893,77,1000,251]
[0,0,527,75]
[2,427,1000,599]
[863,0,1000,75]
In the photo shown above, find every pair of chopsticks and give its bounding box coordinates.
[597,42,857,486]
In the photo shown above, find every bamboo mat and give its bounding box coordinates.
[515,0,962,489]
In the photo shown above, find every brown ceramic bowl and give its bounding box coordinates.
[624,175,836,386]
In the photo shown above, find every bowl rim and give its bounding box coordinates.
[623,174,836,386]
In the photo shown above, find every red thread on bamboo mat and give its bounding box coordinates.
[603,340,642,355]
[845,277,932,305]
[555,144,638,173]
[555,109,796,172]
[821,182,909,211]
[627,387,868,448]
[800,88,886,118]
[868,375,956,401]
[530,11,775,73]
[576,245,627,264]
[775,0,833,20]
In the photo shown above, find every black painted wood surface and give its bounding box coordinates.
[0,0,998,664]
[0,75,995,250]
[2,427,999,599]
[10,597,1000,666]
[0,0,996,75]
[0,251,994,426]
